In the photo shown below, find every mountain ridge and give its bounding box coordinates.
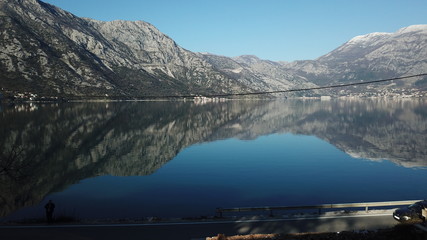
[1,0,426,98]
[283,24,427,93]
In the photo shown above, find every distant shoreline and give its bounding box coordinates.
[2,95,427,104]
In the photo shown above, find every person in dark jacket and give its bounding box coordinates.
[45,200,55,223]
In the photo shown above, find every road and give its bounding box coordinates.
[0,213,398,240]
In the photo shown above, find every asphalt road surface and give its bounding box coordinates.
[0,213,399,240]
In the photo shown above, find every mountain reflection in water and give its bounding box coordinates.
[1,99,427,219]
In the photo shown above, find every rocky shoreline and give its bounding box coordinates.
[208,224,427,240]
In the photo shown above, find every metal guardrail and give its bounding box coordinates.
[216,200,422,217]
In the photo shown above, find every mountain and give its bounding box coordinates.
[282,25,427,95]
[197,53,319,97]
[0,0,426,98]
[0,0,252,98]
[0,0,122,96]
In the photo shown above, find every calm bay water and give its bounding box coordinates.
[1,99,427,221]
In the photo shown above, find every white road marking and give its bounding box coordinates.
[0,213,392,229]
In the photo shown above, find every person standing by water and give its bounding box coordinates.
[45,200,55,223]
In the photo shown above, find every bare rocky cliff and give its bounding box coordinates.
[0,0,251,98]
[0,0,121,95]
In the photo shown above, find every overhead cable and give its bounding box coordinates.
[202,73,427,98]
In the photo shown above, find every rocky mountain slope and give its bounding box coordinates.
[0,0,426,98]
[197,53,319,97]
[0,0,121,96]
[0,0,252,98]
[282,25,427,94]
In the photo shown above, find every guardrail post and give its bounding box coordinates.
[365,206,369,212]
[269,209,273,217]
[216,208,223,218]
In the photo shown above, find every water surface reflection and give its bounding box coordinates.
[1,99,427,219]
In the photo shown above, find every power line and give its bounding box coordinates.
[202,73,427,98]
[69,73,427,100]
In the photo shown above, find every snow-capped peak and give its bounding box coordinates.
[347,32,391,45]
[396,24,427,34]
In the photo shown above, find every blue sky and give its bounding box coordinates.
[42,0,426,62]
